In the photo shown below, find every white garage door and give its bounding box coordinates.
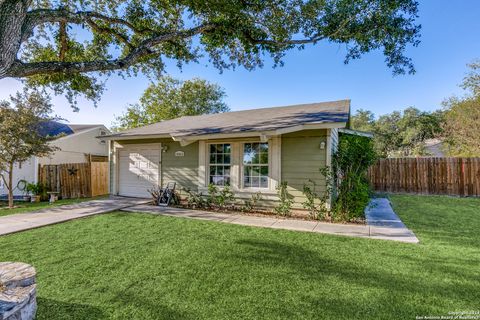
[118,144,161,198]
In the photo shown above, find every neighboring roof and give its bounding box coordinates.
[339,128,373,138]
[37,121,74,137]
[107,100,350,140]
[68,124,105,133]
[36,121,106,138]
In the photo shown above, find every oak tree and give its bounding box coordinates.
[351,107,444,157]
[0,0,420,107]
[114,76,229,130]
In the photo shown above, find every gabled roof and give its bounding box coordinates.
[106,100,350,141]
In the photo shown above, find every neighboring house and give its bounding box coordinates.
[104,100,351,209]
[423,138,446,157]
[0,122,110,197]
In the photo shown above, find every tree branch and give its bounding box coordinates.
[85,18,134,50]
[246,34,326,46]
[58,21,68,61]
[24,8,155,38]
[7,24,215,78]
[245,14,355,47]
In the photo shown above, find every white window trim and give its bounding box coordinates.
[198,137,281,194]
[240,142,270,191]
[206,143,233,187]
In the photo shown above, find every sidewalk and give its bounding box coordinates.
[0,197,149,236]
[122,198,419,243]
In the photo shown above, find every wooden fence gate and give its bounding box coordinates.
[367,157,480,197]
[38,161,109,199]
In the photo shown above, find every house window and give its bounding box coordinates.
[243,142,269,188]
[209,143,231,186]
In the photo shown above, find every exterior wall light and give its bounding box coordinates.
[320,141,326,150]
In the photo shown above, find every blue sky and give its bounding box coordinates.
[1,0,479,127]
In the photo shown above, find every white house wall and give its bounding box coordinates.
[0,157,36,197]
[38,127,109,165]
[1,126,110,198]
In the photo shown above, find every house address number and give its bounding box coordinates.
[175,151,185,157]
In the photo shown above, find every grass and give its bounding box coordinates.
[0,194,479,319]
[0,196,109,217]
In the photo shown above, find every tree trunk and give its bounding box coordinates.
[0,0,30,78]
[8,162,14,208]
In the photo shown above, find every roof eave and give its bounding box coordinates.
[339,128,374,138]
[101,133,172,141]
[105,122,348,143]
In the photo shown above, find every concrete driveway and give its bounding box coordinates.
[0,197,149,236]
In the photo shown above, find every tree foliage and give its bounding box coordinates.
[113,76,229,130]
[0,90,58,207]
[351,107,444,157]
[442,60,480,156]
[349,108,375,132]
[332,134,377,221]
[0,0,420,107]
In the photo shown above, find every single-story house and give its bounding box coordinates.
[104,100,351,209]
[0,122,110,198]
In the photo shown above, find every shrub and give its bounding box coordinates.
[218,184,235,210]
[206,184,219,208]
[184,188,207,209]
[302,179,330,220]
[274,181,294,216]
[242,192,263,212]
[148,186,162,205]
[331,134,377,221]
[206,184,236,210]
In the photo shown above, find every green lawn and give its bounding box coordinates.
[0,195,478,319]
[0,196,109,217]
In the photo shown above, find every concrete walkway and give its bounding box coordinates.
[0,197,149,236]
[122,198,419,243]
[364,198,419,243]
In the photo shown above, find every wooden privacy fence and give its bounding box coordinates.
[38,162,109,199]
[368,157,480,197]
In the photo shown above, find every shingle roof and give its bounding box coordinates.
[35,122,104,137]
[36,121,74,137]
[108,99,350,139]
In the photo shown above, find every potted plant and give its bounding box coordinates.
[26,182,44,203]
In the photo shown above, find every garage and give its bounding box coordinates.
[117,143,161,198]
